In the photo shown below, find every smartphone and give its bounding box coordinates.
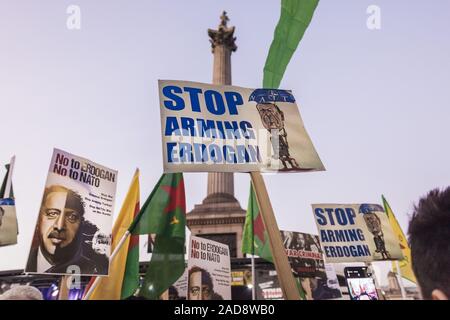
[344,267,379,301]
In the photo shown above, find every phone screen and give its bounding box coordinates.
[347,277,379,300]
[344,267,379,301]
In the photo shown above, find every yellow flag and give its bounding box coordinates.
[382,195,417,283]
[87,170,140,299]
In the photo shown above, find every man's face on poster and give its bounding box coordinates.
[188,270,212,300]
[363,213,382,234]
[39,190,82,256]
[296,233,306,248]
[188,270,202,300]
[201,283,212,300]
[256,103,283,130]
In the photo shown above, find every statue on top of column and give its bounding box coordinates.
[208,11,237,53]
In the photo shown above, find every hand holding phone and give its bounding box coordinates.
[344,267,379,301]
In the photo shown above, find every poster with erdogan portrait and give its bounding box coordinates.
[311,204,403,263]
[25,148,117,276]
[187,235,231,300]
[159,80,325,173]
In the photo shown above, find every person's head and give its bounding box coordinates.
[360,204,383,235]
[0,206,4,227]
[408,187,450,300]
[169,286,180,300]
[296,233,306,248]
[38,185,85,264]
[309,277,319,291]
[0,285,43,300]
[188,266,214,300]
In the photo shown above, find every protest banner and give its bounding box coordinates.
[0,199,17,247]
[231,270,252,287]
[187,235,231,300]
[0,156,18,247]
[25,148,117,276]
[311,204,403,263]
[299,264,342,300]
[255,269,283,300]
[280,230,324,278]
[280,230,342,300]
[159,80,324,173]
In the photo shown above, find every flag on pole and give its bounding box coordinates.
[85,170,140,300]
[263,0,320,89]
[382,195,417,283]
[245,0,318,299]
[242,184,307,299]
[242,184,273,262]
[247,0,318,276]
[130,173,186,299]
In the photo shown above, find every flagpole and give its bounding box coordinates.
[58,275,72,300]
[83,230,131,300]
[250,183,256,301]
[251,254,256,300]
[395,261,407,299]
[4,156,15,198]
[84,173,165,300]
[250,172,301,300]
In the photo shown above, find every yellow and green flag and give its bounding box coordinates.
[382,195,417,283]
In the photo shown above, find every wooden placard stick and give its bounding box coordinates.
[58,275,72,300]
[250,171,300,300]
[160,289,169,300]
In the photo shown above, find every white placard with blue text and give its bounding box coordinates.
[159,80,325,173]
[311,204,403,263]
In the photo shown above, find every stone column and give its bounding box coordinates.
[206,11,237,200]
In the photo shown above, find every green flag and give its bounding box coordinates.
[242,184,273,262]
[250,0,318,300]
[242,184,309,299]
[129,173,186,299]
[263,0,320,89]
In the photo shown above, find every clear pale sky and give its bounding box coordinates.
[1,1,449,287]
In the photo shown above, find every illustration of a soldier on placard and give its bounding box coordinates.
[359,204,391,260]
[249,89,300,171]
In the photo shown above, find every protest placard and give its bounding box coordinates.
[159,80,324,173]
[187,235,231,300]
[312,204,403,263]
[25,148,117,276]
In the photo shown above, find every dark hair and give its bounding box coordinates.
[408,187,450,299]
[188,266,213,289]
